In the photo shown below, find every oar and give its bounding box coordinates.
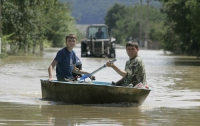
[80,59,117,80]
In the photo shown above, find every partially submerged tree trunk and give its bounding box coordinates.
[40,42,43,51]
[32,41,36,54]
[24,39,28,54]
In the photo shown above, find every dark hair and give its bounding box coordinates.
[65,34,77,41]
[126,42,139,49]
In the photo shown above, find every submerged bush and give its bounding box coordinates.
[0,53,8,59]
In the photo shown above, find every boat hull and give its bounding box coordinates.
[41,79,151,105]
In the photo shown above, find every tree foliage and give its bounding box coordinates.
[1,0,76,54]
[105,3,127,31]
[159,0,200,57]
[105,4,166,46]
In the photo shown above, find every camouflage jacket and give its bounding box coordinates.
[123,55,147,86]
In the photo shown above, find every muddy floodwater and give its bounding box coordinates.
[0,47,200,126]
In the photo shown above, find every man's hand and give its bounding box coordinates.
[75,67,80,72]
[73,66,80,74]
[106,60,114,67]
[48,77,54,82]
[90,76,95,80]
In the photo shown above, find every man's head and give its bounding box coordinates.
[126,42,138,49]
[126,42,139,59]
[65,34,77,41]
[65,34,77,50]
[98,28,102,32]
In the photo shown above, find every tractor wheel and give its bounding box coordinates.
[108,49,116,58]
[109,52,116,58]
[81,43,87,57]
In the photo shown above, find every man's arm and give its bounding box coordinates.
[48,60,58,81]
[72,64,90,75]
[106,61,127,77]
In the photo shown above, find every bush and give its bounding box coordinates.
[0,53,8,59]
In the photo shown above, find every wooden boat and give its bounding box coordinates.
[40,79,151,105]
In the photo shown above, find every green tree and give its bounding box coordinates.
[1,0,76,54]
[45,2,76,47]
[105,4,166,46]
[105,3,127,32]
[185,0,200,57]
[159,0,200,57]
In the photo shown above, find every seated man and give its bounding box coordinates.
[106,42,147,87]
[95,28,104,39]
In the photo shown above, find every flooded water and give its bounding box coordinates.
[0,46,200,126]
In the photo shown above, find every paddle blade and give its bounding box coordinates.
[80,74,91,80]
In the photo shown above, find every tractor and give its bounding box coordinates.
[81,24,116,58]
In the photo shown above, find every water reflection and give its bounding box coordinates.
[0,102,200,126]
[38,104,152,126]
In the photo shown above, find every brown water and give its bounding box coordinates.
[0,47,200,126]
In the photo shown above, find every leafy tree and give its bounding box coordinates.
[185,0,200,57]
[1,0,77,54]
[105,4,166,46]
[105,3,127,32]
[44,1,76,47]
[159,0,200,57]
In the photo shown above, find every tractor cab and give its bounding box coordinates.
[87,26,109,39]
[81,24,116,58]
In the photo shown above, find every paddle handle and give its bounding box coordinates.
[108,58,117,64]
[90,59,116,75]
[80,59,117,80]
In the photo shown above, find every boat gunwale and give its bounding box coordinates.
[40,79,151,91]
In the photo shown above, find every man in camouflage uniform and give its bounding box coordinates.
[106,42,146,86]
